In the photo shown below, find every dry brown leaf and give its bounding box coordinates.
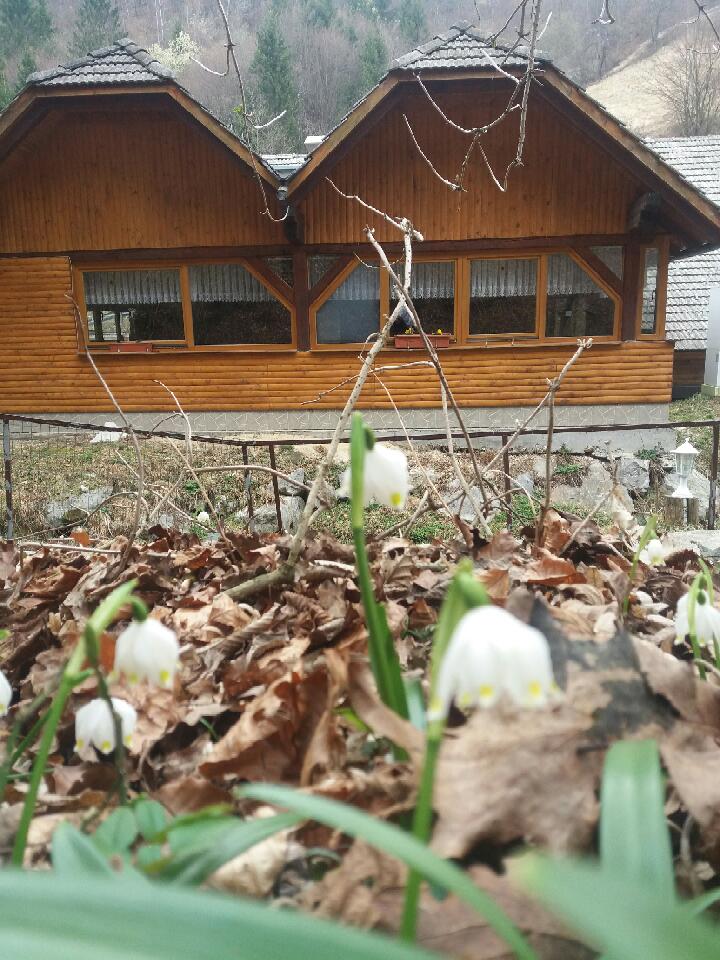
[520,549,587,586]
[347,660,424,764]
[475,565,511,602]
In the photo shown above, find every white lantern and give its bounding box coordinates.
[670,439,698,499]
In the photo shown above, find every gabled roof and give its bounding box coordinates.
[0,39,278,187]
[393,22,547,72]
[647,135,720,207]
[27,38,173,87]
[262,152,308,181]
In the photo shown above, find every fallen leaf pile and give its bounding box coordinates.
[1,509,719,958]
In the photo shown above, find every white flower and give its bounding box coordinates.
[0,669,11,717]
[674,590,720,648]
[75,697,137,754]
[340,444,409,510]
[196,511,211,525]
[639,538,667,566]
[114,618,180,688]
[428,606,560,722]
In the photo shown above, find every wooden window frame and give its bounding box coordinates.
[74,258,297,354]
[463,253,542,344]
[636,236,669,341]
[310,257,385,351]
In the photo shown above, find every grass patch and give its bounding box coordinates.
[670,392,720,472]
[313,502,456,544]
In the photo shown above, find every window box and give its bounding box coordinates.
[393,333,451,350]
[107,342,155,353]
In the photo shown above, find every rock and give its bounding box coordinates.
[515,472,534,497]
[453,486,485,524]
[47,485,114,528]
[316,479,337,507]
[550,460,612,512]
[239,495,306,534]
[617,456,650,494]
[409,466,440,493]
[278,468,305,497]
[665,529,720,559]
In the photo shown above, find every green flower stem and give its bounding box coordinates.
[687,574,708,681]
[11,639,86,866]
[400,728,442,941]
[0,692,50,802]
[623,516,657,616]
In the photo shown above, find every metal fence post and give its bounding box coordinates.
[268,443,283,532]
[241,443,254,522]
[2,416,14,542]
[709,422,719,531]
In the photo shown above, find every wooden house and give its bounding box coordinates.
[1,25,719,438]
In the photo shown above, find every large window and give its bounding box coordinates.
[390,261,455,335]
[545,254,615,338]
[469,257,537,336]
[315,263,380,344]
[84,269,184,343]
[190,264,292,345]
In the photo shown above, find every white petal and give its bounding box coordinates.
[114,621,143,682]
[110,697,137,744]
[674,593,690,643]
[129,619,179,687]
[496,616,558,708]
[75,699,108,752]
[0,669,12,717]
[364,445,409,510]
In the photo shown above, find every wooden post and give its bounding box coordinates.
[621,241,641,340]
[501,433,512,529]
[241,443,254,522]
[664,496,685,527]
[709,422,719,531]
[292,250,311,351]
[687,498,700,527]
[3,416,14,542]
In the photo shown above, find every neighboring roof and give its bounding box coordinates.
[262,153,307,180]
[647,135,720,207]
[666,250,720,350]
[26,38,173,88]
[393,22,546,72]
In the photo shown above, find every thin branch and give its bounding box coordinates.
[402,115,464,192]
[326,179,424,241]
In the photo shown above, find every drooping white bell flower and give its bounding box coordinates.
[639,538,667,566]
[0,669,12,717]
[428,606,560,722]
[674,589,720,648]
[340,443,409,510]
[75,697,137,754]
[196,510,211,526]
[114,618,180,688]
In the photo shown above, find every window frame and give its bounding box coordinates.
[463,253,542,342]
[636,237,669,341]
[74,259,297,353]
[310,257,387,351]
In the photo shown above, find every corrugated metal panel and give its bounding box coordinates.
[547,254,604,296]
[190,264,275,303]
[84,269,181,305]
[470,258,536,296]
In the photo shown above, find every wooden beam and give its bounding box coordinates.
[308,255,354,304]
[292,250,311,351]
[573,245,623,297]
[622,241,641,340]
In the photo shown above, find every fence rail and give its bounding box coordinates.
[1,412,717,540]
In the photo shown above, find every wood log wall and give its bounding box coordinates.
[0,258,673,412]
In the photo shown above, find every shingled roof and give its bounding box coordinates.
[26,38,173,88]
[393,22,546,72]
[644,136,720,350]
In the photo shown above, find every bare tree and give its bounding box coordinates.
[654,25,720,135]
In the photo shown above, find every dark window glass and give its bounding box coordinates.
[316,264,380,344]
[641,247,659,334]
[590,245,624,280]
[545,254,615,338]
[469,258,537,336]
[190,264,291,345]
[264,256,294,287]
[84,269,184,342]
[308,255,341,290]
[390,261,455,334]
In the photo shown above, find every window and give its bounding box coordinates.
[84,269,184,343]
[390,261,455,334]
[545,254,615,338]
[590,245,624,280]
[308,255,341,290]
[315,263,380,344]
[640,247,659,334]
[469,258,537,336]
[264,256,294,288]
[190,263,292,345]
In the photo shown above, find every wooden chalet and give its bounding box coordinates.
[1,26,719,436]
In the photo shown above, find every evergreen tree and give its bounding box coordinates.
[0,0,52,58]
[399,0,426,45]
[358,31,388,92]
[70,0,123,57]
[14,50,37,92]
[250,13,301,151]
[0,62,11,110]
[304,0,334,29]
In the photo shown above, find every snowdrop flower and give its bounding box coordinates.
[114,618,180,688]
[674,590,720,648]
[639,538,667,566]
[196,510,211,526]
[75,697,137,754]
[340,443,409,510]
[0,669,11,717]
[428,606,560,722]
